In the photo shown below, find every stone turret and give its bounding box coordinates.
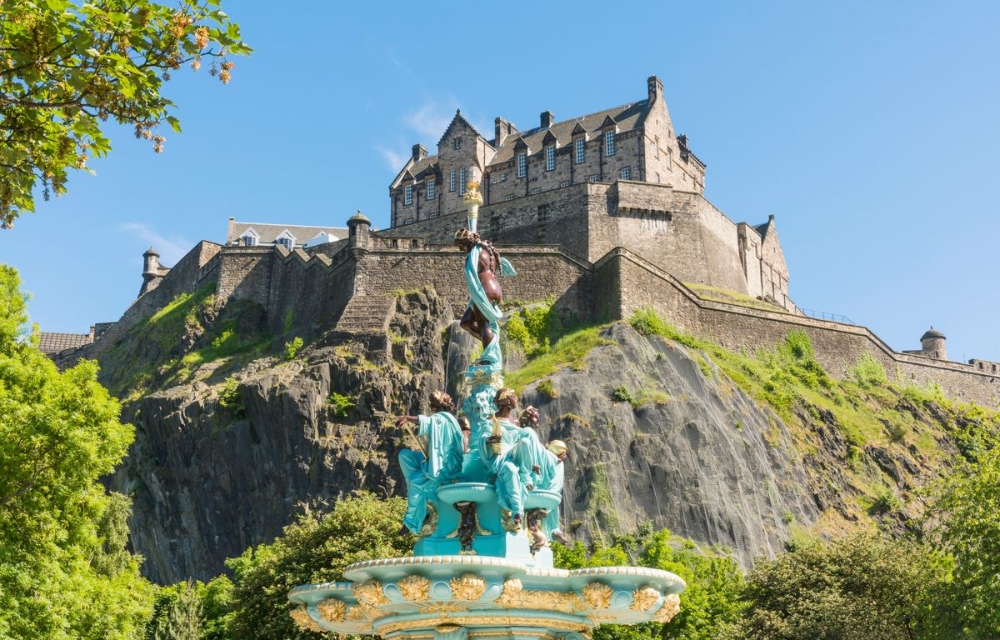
[347,211,371,258]
[140,247,166,297]
[920,327,947,360]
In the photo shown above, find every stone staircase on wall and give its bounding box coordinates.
[334,295,394,335]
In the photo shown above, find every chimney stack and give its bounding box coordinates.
[540,111,555,128]
[412,144,428,162]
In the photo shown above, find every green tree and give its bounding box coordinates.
[932,449,1000,637]
[739,533,951,640]
[0,265,154,638]
[147,581,203,640]
[223,494,412,640]
[0,0,251,228]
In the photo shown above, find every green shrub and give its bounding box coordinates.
[218,377,245,418]
[853,352,888,388]
[537,379,559,400]
[327,392,355,418]
[284,336,303,360]
[611,385,635,404]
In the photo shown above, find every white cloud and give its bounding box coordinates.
[375,145,407,172]
[403,101,457,140]
[121,222,191,265]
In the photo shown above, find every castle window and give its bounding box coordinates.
[545,145,555,171]
[459,168,466,196]
[588,175,598,182]
[404,185,413,205]
[605,131,615,157]
[620,167,631,180]
[666,148,672,169]
[516,152,526,177]
[453,137,462,150]
[427,179,435,200]
[501,173,507,182]
[537,204,549,222]
[575,139,585,164]
[654,136,659,159]
[491,176,497,184]
[505,195,515,201]
[450,170,457,192]
[531,188,541,194]
[559,180,570,187]
[275,233,294,250]
[239,231,259,247]
[403,218,413,225]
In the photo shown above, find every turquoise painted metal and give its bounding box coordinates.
[289,196,685,639]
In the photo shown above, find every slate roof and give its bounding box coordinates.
[228,221,348,246]
[921,327,946,340]
[38,332,91,354]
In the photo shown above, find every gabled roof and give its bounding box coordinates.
[38,332,91,354]
[437,110,487,147]
[227,220,348,246]
[489,100,648,166]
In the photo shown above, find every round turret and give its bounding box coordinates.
[920,326,947,360]
[347,210,371,255]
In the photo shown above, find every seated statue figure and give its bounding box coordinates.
[477,388,526,531]
[515,406,569,544]
[395,391,464,535]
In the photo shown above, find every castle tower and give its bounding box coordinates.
[920,327,947,360]
[347,211,371,258]
[140,247,161,297]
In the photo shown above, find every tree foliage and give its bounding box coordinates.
[0,0,251,228]
[222,494,412,640]
[932,449,1000,637]
[0,264,154,638]
[739,533,952,640]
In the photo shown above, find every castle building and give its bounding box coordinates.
[388,76,793,310]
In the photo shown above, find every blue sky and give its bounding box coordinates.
[2,1,998,365]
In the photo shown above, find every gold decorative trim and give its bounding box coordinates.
[653,593,681,623]
[451,573,487,601]
[496,578,584,613]
[630,587,660,612]
[289,605,322,633]
[399,574,432,601]
[582,582,613,609]
[422,601,470,614]
[317,598,347,622]
[377,615,590,635]
[355,579,390,607]
[346,602,381,622]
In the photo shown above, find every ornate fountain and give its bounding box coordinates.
[288,167,685,639]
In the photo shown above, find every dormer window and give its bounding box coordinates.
[427,178,435,200]
[450,170,457,192]
[545,145,555,171]
[575,138,585,164]
[459,168,466,196]
[239,230,259,247]
[404,185,413,205]
[516,152,526,178]
[605,131,615,157]
[275,230,295,250]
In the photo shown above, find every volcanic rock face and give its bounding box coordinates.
[110,290,819,582]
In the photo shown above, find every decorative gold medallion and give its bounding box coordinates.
[450,573,487,601]
[630,586,661,612]
[582,582,613,609]
[354,580,389,607]
[290,605,322,632]
[398,574,432,602]
[317,598,347,622]
[652,593,681,623]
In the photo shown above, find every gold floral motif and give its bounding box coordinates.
[398,575,432,602]
[582,582,613,609]
[653,594,681,623]
[630,587,661,612]
[317,598,347,622]
[354,580,389,607]
[378,614,589,636]
[422,601,470,613]
[495,579,585,613]
[495,578,523,607]
[345,602,381,622]
[289,605,322,633]
[450,573,487,601]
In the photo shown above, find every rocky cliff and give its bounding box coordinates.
[98,288,966,583]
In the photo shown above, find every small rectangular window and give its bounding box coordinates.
[620,167,631,180]
[491,176,497,184]
[605,131,615,157]
[427,179,435,200]
[516,152,526,177]
[449,170,456,192]
[459,168,466,196]
[505,195,515,201]
[545,145,555,171]
[531,188,541,194]
[575,138,584,164]
[559,180,570,187]
[404,185,413,205]
[403,218,413,225]
[588,175,598,182]
[501,173,507,182]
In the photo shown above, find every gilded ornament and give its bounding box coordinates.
[398,575,432,601]
[582,582,613,609]
[450,573,487,601]
[652,593,681,623]
[422,601,470,613]
[495,578,523,607]
[354,580,389,607]
[346,602,381,622]
[289,605,322,633]
[317,598,347,622]
[630,586,661,612]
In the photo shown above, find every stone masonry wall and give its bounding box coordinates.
[610,249,1000,407]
